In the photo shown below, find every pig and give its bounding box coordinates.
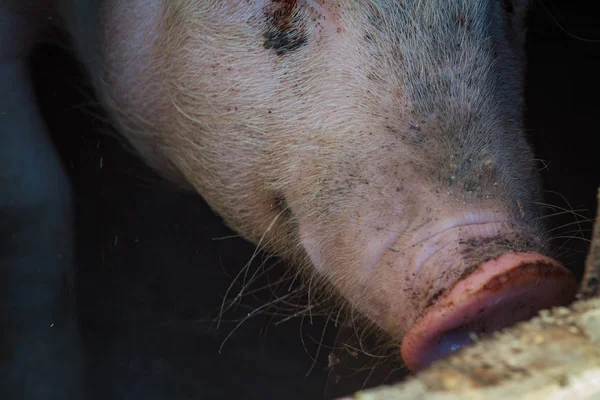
[0,0,579,398]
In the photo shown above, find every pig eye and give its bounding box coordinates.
[503,0,515,14]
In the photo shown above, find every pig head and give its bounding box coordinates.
[88,0,576,371]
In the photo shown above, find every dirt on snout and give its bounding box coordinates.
[342,188,600,400]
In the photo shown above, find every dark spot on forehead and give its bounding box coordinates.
[263,0,308,56]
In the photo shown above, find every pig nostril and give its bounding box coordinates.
[435,325,482,362]
[413,319,496,370]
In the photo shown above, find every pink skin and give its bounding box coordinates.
[401,252,576,372]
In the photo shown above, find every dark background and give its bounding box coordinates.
[28,1,599,399]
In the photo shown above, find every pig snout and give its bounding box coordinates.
[400,252,576,371]
[299,209,577,372]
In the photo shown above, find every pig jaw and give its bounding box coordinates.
[298,204,577,372]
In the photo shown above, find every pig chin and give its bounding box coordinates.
[298,205,577,373]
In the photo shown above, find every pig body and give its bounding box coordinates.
[0,0,577,398]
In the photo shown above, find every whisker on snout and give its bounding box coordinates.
[217,211,284,327]
[211,234,244,240]
[218,291,295,354]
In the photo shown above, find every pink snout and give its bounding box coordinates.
[400,252,577,372]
